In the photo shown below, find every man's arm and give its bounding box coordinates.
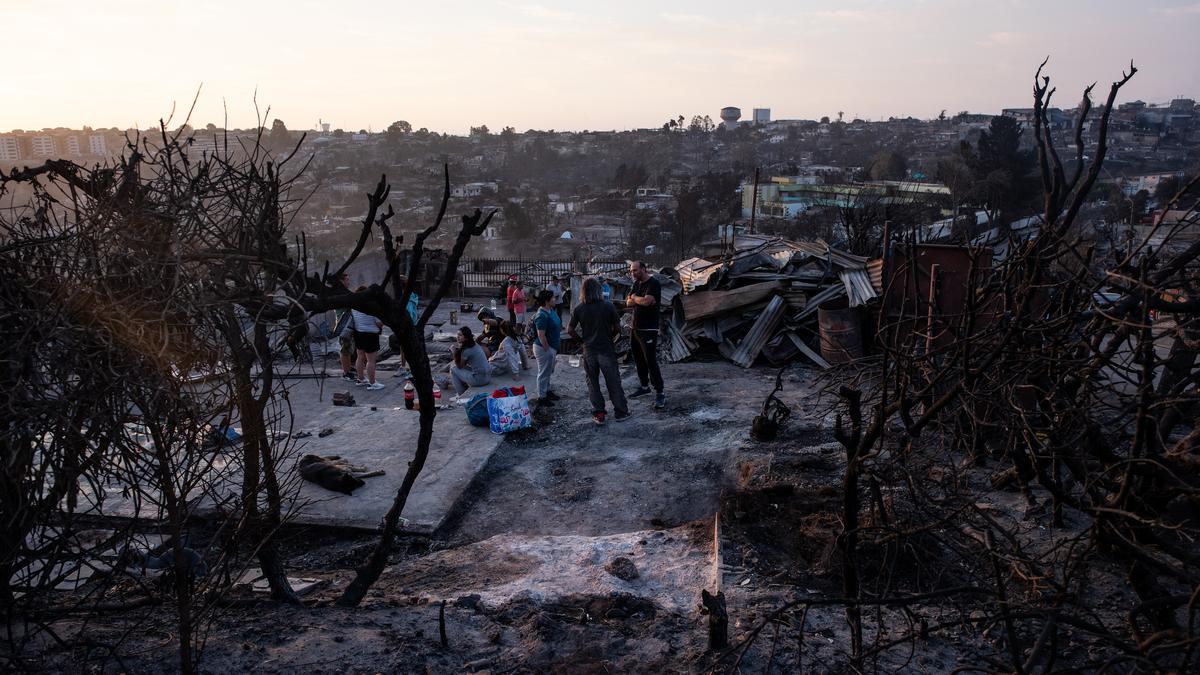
[630,280,660,307]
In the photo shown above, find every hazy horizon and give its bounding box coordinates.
[4,0,1198,135]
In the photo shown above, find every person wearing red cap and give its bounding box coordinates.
[506,275,526,328]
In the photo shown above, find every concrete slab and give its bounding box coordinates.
[72,362,538,537]
[284,355,538,533]
[72,299,541,533]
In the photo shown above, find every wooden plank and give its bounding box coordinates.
[679,281,782,323]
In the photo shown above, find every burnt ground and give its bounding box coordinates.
[438,359,776,543]
[16,360,839,674]
[12,357,1148,673]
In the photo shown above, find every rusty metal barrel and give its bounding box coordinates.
[818,298,863,364]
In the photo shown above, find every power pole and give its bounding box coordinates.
[748,167,760,235]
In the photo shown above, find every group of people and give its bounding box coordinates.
[566,261,665,425]
[450,285,563,402]
[502,273,569,325]
[335,272,418,391]
[446,261,665,426]
[331,262,668,427]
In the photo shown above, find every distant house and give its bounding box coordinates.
[1002,107,1067,129]
[742,175,951,219]
[30,135,57,158]
[0,136,20,161]
[451,182,498,198]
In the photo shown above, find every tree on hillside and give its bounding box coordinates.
[386,120,412,139]
[695,171,742,220]
[613,162,649,190]
[672,181,707,258]
[626,206,658,256]
[865,150,908,181]
[1104,186,1150,223]
[958,115,1038,224]
[1154,175,1181,206]
[269,118,289,147]
[502,200,539,241]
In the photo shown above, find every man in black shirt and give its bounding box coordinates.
[568,277,630,425]
[627,260,666,409]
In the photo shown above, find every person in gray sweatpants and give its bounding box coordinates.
[532,290,562,403]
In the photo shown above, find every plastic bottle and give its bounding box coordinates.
[433,382,442,405]
[490,297,497,310]
[403,380,415,410]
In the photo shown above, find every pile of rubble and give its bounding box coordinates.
[657,235,880,369]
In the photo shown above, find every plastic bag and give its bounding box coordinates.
[465,392,491,427]
[486,387,532,434]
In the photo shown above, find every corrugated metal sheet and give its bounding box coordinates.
[676,257,718,292]
[867,258,884,294]
[659,277,683,307]
[663,321,693,363]
[789,240,870,270]
[794,285,846,322]
[839,268,878,307]
[731,295,786,368]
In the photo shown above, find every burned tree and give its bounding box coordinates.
[722,61,1200,672]
[293,168,493,607]
[0,123,310,671]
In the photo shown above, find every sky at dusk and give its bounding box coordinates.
[3,0,1199,134]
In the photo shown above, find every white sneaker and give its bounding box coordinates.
[366,382,385,391]
[354,379,369,387]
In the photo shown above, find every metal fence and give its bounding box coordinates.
[458,257,627,296]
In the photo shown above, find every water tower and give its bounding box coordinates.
[720,106,741,131]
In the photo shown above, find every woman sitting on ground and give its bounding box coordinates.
[449,326,492,398]
[478,307,529,370]
[488,321,523,379]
